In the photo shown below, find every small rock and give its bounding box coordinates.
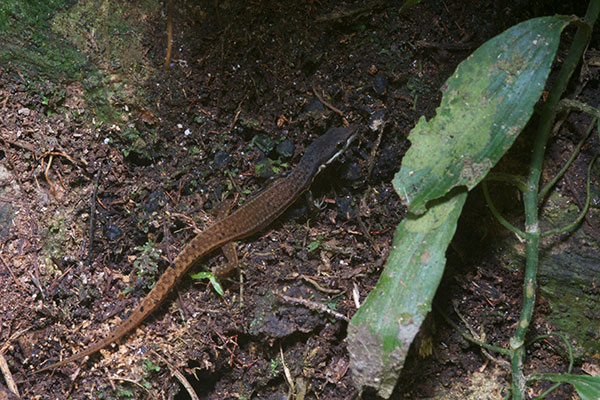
[276,139,294,159]
[0,203,15,238]
[103,224,122,240]
[214,151,231,169]
[303,97,325,113]
[255,157,274,179]
[372,74,388,96]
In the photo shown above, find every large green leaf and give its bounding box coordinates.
[393,16,574,215]
[348,15,574,398]
[533,374,600,400]
[348,190,467,398]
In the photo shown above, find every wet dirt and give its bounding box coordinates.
[0,0,597,399]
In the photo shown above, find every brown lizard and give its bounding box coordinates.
[36,125,357,373]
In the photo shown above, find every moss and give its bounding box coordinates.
[539,246,600,357]
[496,189,600,356]
[0,0,86,80]
[51,0,158,78]
[1,0,164,155]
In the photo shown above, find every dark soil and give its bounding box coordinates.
[0,0,598,399]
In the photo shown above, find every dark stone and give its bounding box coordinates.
[0,203,15,238]
[372,74,388,96]
[103,224,122,240]
[276,139,295,159]
[303,97,325,113]
[255,157,274,179]
[214,151,231,169]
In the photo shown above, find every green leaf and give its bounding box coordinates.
[142,359,161,373]
[349,15,575,398]
[348,190,467,398]
[307,238,322,252]
[189,271,224,296]
[393,16,574,215]
[532,373,600,400]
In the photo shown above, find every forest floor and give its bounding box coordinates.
[0,0,598,399]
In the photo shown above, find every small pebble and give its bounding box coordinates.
[103,224,122,240]
[214,151,231,169]
[276,139,294,159]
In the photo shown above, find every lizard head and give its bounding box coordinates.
[306,125,358,176]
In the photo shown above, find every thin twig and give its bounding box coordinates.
[366,124,384,178]
[169,212,200,233]
[415,40,476,51]
[108,376,151,395]
[542,154,598,237]
[44,154,57,197]
[482,181,526,239]
[0,251,27,292]
[275,291,349,322]
[1,140,25,194]
[1,93,9,108]
[163,0,173,71]
[225,170,244,198]
[0,326,32,399]
[88,171,101,263]
[357,195,380,254]
[229,94,247,132]
[280,344,295,396]
[311,82,345,117]
[47,258,75,296]
[538,116,596,202]
[436,304,510,358]
[1,137,36,153]
[152,351,199,400]
[0,351,19,397]
[28,271,43,297]
[40,151,88,166]
[299,275,343,295]
[315,1,388,22]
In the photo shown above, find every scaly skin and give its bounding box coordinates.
[36,125,356,373]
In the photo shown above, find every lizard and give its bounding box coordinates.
[36,125,357,373]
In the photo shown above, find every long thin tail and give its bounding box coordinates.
[35,264,178,373]
[36,230,221,373]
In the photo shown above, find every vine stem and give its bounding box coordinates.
[509,2,600,398]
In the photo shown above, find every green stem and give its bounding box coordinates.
[436,305,511,356]
[531,383,562,400]
[527,332,574,374]
[538,117,597,202]
[509,2,600,398]
[542,154,598,237]
[482,181,526,238]
[510,0,600,400]
[485,172,528,193]
[557,98,600,118]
